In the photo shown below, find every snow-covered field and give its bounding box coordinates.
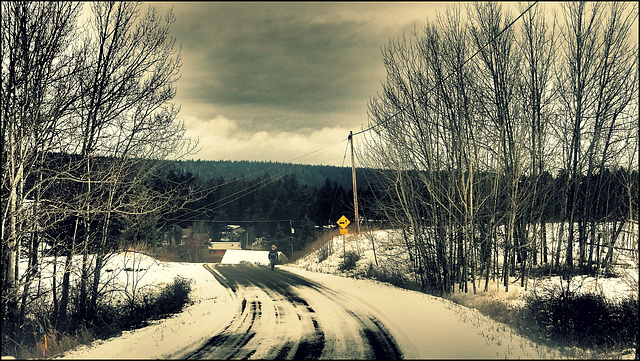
[295,229,638,300]
[293,228,638,358]
[12,228,635,359]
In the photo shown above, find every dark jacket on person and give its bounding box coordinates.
[268,249,278,261]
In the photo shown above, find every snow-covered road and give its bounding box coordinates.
[173,263,401,359]
[56,252,569,359]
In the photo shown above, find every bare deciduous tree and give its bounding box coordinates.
[1,1,81,333]
[360,1,637,296]
[555,1,638,270]
[2,1,198,339]
[53,1,193,325]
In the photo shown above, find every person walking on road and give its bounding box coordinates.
[268,245,278,270]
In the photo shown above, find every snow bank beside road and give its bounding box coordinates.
[56,252,565,359]
[283,265,565,359]
[221,249,270,265]
[58,261,236,359]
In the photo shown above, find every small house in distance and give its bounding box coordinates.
[207,242,242,254]
[208,241,242,263]
[208,241,242,253]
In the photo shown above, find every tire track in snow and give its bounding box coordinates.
[191,263,402,360]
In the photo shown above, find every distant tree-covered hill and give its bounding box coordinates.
[171,159,379,191]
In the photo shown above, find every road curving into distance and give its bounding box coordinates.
[184,263,403,360]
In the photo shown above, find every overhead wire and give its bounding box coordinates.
[325,139,351,225]
[334,1,540,223]
[182,134,347,205]
[268,1,540,169]
[174,165,295,223]
[207,169,291,212]
[350,1,539,138]
[174,2,540,225]
[287,136,349,165]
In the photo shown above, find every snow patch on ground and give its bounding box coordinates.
[58,260,236,359]
[283,266,565,359]
[37,228,637,359]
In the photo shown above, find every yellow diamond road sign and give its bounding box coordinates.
[337,215,350,229]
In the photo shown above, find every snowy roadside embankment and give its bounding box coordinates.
[50,227,636,359]
[282,265,565,359]
[291,228,638,359]
[57,260,236,359]
[57,249,568,359]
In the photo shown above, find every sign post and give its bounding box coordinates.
[337,215,350,257]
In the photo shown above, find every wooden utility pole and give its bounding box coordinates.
[349,131,360,234]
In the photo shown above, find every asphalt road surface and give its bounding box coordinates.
[185,263,403,360]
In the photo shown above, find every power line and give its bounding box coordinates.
[173,166,295,224]
[270,1,539,170]
[182,219,294,224]
[288,137,349,165]
[173,138,348,224]
[174,2,540,224]
[206,169,291,212]
[351,1,539,138]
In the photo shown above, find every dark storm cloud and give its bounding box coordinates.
[153,2,423,132]
[137,2,638,166]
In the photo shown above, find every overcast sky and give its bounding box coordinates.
[148,2,636,167]
[149,1,453,166]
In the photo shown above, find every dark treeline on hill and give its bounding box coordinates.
[21,153,637,256]
[171,159,379,190]
[158,159,388,254]
[161,159,379,238]
[160,159,636,251]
